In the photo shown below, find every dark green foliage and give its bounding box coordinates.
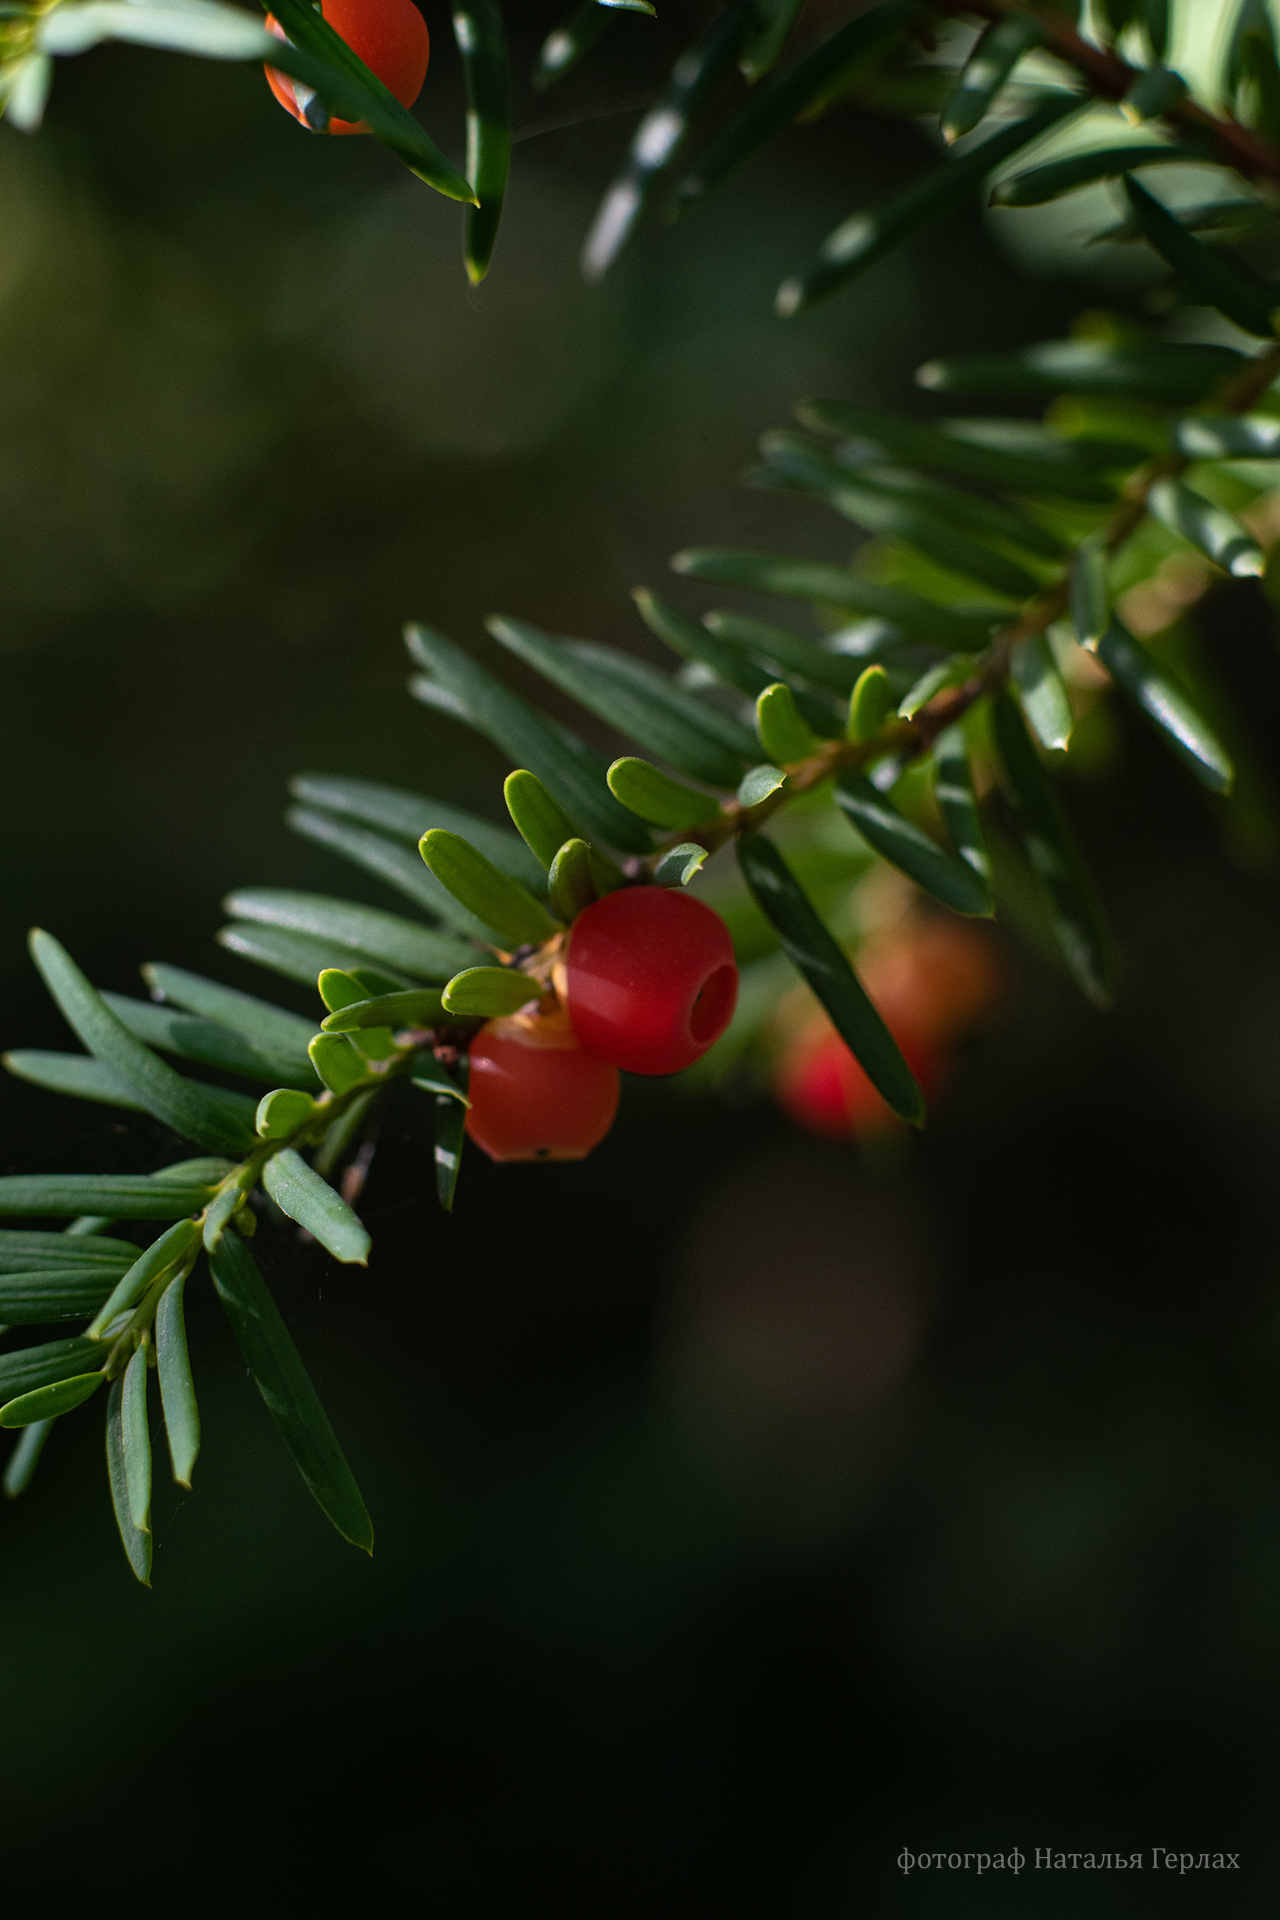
[486,615,758,788]
[208,1231,374,1554]
[580,3,753,282]
[406,623,651,853]
[106,1376,151,1586]
[426,1057,469,1213]
[674,1,921,211]
[992,691,1113,1008]
[776,96,1082,315]
[737,833,924,1125]
[453,0,510,284]
[835,774,994,917]
[5,0,1280,1590]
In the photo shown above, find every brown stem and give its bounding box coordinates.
[942,0,1280,190]
[642,336,1280,871]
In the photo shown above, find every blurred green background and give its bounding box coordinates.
[2,3,1278,1911]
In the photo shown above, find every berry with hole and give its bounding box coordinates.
[564,886,738,1076]
[465,1010,619,1163]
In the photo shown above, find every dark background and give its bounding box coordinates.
[1,4,1277,1911]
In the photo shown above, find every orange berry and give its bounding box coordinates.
[266,0,429,136]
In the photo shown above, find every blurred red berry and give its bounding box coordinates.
[565,886,739,1076]
[858,914,1001,1047]
[465,1010,619,1163]
[266,0,429,136]
[772,914,1000,1140]
[775,1022,943,1141]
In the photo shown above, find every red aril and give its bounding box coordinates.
[465,1009,619,1163]
[564,886,738,1077]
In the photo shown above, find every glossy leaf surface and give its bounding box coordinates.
[141,965,319,1079]
[0,1370,103,1428]
[942,13,1042,142]
[606,756,717,829]
[218,923,414,990]
[1071,536,1112,648]
[87,1217,202,1339]
[223,891,477,985]
[3,1050,147,1111]
[0,1171,223,1219]
[676,0,918,209]
[849,664,898,742]
[441,967,540,1018]
[1122,175,1279,337]
[992,142,1212,206]
[121,1344,151,1534]
[0,1337,106,1402]
[737,833,923,1124]
[703,609,862,693]
[289,775,544,887]
[321,989,445,1033]
[933,725,991,882]
[455,0,509,284]
[503,770,579,870]
[104,992,319,1089]
[156,1271,200,1488]
[653,843,710,886]
[547,839,598,923]
[405,624,651,853]
[992,689,1112,1006]
[835,774,994,916]
[798,400,1117,504]
[426,1057,469,1211]
[286,806,498,943]
[29,930,254,1154]
[581,3,750,281]
[307,1033,369,1098]
[756,683,816,763]
[1011,634,1074,751]
[420,829,560,947]
[106,1375,151,1585]
[1171,413,1280,457]
[1095,620,1233,793]
[262,1151,371,1265]
[255,1088,319,1139]
[0,1231,136,1274]
[264,0,474,203]
[0,1266,122,1323]
[916,339,1242,404]
[737,764,788,807]
[534,1,610,89]
[487,615,756,788]
[1146,479,1265,577]
[3,1418,53,1497]
[777,95,1080,314]
[671,550,1001,649]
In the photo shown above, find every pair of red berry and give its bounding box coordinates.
[466,887,738,1164]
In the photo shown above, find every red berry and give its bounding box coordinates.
[465,1010,619,1163]
[564,886,738,1077]
[266,0,429,136]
